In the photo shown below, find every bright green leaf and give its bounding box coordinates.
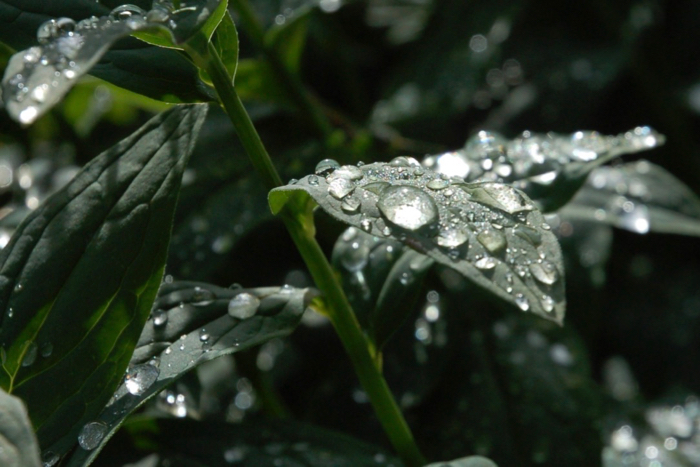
[0,388,41,467]
[198,10,239,86]
[0,104,207,456]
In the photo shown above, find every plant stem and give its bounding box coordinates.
[195,41,426,467]
[229,0,334,139]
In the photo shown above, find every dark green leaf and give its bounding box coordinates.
[198,10,238,86]
[1,1,227,124]
[423,127,666,212]
[270,158,566,324]
[66,281,313,466]
[113,416,401,466]
[0,105,207,455]
[0,388,41,467]
[0,1,207,105]
[425,456,498,467]
[558,160,700,236]
[235,59,295,108]
[265,9,311,74]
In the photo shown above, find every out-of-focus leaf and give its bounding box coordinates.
[0,1,208,107]
[0,388,41,467]
[425,456,498,467]
[270,158,566,324]
[265,9,311,74]
[113,416,401,466]
[0,1,227,124]
[0,105,207,455]
[235,59,295,108]
[423,127,665,212]
[559,160,700,236]
[66,280,313,466]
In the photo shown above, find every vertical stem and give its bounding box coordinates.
[193,42,426,467]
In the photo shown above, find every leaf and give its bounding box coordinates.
[558,160,700,236]
[270,158,566,324]
[423,127,666,212]
[265,9,311,74]
[197,10,238,86]
[66,281,313,466]
[0,105,207,455]
[235,58,295,108]
[0,388,41,467]
[0,1,207,105]
[332,226,433,348]
[111,416,401,466]
[425,456,498,467]
[0,1,226,124]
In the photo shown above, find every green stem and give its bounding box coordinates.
[230,0,334,139]
[194,41,426,467]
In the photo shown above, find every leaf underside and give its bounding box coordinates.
[0,387,41,467]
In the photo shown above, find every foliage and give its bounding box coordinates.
[1,1,700,466]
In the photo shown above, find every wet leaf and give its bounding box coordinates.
[0,388,41,467]
[66,281,313,466]
[270,159,566,324]
[0,1,207,105]
[1,1,226,124]
[423,127,666,212]
[111,416,400,466]
[0,105,207,455]
[425,456,498,467]
[558,160,700,236]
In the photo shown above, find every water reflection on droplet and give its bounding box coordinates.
[125,364,159,395]
[21,341,38,367]
[191,286,215,306]
[377,185,439,233]
[78,421,107,450]
[228,292,260,320]
[514,293,529,311]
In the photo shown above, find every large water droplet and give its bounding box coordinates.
[436,226,469,248]
[42,451,59,467]
[328,177,355,199]
[21,342,38,367]
[477,229,506,254]
[125,364,160,395]
[427,179,450,190]
[315,158,340,176]
[340,240,370,272]
[529,261,559,285]
[475,256,498,270]
[192,286,215,306]
[110,4,147,22]
[470,183,533,214]
[37,18,76,44]
[514,293,530,311]
[78,421,107,450]
[333,165,364,180]
[341,194,361,213]
[377,185,439,233]
[228,292,260,320]
[513,224,542,245]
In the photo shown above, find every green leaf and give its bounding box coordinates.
[425,456,498,467]
[0,388,41,467]
[113,416,401,466]
[270,158,566,324]
[66,280,313,466]
[265,9,311,74]
[0,105,207,455]
[332,227,433,348]
[0,1,207,105]
[558,160,700,236]
[0,1,227,124]
[197,10,239,86]
[423,127,666,212]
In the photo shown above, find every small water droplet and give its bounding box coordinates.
[191,286,215,306]
[199,328,210,342]
[328,177,355,199]
[541,295,555,313]
[42,451,59,467]
[40,342,53,358]
[37,18,76,44]
[427,179,450,190]
[7,308,13,318]
[477,229,506,254]
[78,421,107,451]
[514,293,530,311]
[153,309,168,327]
[315,158,340,175]
[341,194,361,212]
[125,364,159,395]
[110,4,147,21]
[377,185,439,233]
[360,216,372,232]
[14,283,23,293]
[475,256,498,270]
[529,261,559,285]
[228,292,260,320]
[21,342,38,367]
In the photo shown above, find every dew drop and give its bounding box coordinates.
[475,256,498,270]
[110,4,147,21]
[541,295,555,313]
[7,308,13,318]
[42,451,59,467]
[191,286,215,306]
[21,342,38,367]
[307,175,320,186]
[340,240,369,272]
[328,177,355,199]
[437,226,469,248]
[40,342,53,358]
[477,229,506,254]
[529,261,559,285]
[360,216,372,232]
[341,194,361,213]
[471,183,533,214]
[199,328,210,342]
[125,364,159,395]
[78,421,107,451]
[228,292,260,320]
[333,165,364,180]
[514,293,530,311]
[513,224,542,245]
[152,309,168,327]
[427,179,450,190]
[377,185,439,233]
[315,158,340,175]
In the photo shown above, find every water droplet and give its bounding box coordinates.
[328,177,355,199]
[18,106,38,125]
[42,451,59,467]
[40,342,53,358]
[199,328,210,342]
[475,256,497,270]
[315,158,340,175]
[427,179,450,190]
[110,4,147,22]
[307,175,320,186]
[513,224,542,245]
[22,342,38,367]
[78,421,107,450]
[333,165,364,180]
[14,283,23,293]
[191,286,215,306]
[228,292,260,320]
[360,216,372,232]
[7,308,13,318]
[23,46,41,64]
[471,183,533,214]
[514,293,530,311]
[437,226,469,247]
[541,295,555,312]
[377,185,439,233]
[477,229,506,254]
[529,261,559,285]
[341,194,361,213]
[125,364,159,395]
[37,18,76,44]
[340,241,369,272]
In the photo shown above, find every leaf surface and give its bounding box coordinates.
[0,104,207,455]
[271,158,566,323]
[0,388,41,467]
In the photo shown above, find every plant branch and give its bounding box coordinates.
[193,41,426,467]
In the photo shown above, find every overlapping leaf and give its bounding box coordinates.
[270,158,566,323]
[0,0,228,124]
[0,105,207,455]
[66,280,313,466]
[0,388,41,467]
[423,127,665,212]
[559,160,700,236]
